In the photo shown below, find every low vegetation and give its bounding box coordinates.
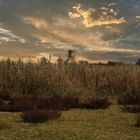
[0,95,111,112]
[118,93,140,105]
[80,97,111,109]
[121,105,140,113]
[136,114,140,128]
[0,58,140,97]
[21,109,61,123]
[0,106,139,140]
[118,93,140,115]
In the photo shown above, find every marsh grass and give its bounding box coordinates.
[0,58,139,97]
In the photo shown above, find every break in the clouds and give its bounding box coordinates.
[0,0,140,63]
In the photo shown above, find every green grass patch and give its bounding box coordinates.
[0,105,139,140]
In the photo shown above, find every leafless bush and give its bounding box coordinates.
[21,109,61,123]
[118,93,140,105]
[80,97,111,109]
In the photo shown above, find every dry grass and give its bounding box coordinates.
[0,122,11,130]
[135,114,140,128]
[0,58,139,97]
[121,105,140,113]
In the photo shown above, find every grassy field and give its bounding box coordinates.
[0,105,139,140]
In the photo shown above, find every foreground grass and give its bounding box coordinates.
[0,106,139,140]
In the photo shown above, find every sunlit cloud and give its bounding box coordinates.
[33,34,62,45]
[23,17,48,30]
[0,27,26,43]
[136,16,140,21]
[68,3,126,28]
[0,0,139,63]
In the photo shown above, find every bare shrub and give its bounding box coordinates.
[21,109,61,123]
[118,93,140,105]
[0,99,11,111]
[80,97,111,109]
[36,95,80,110]
[9,95,37,111]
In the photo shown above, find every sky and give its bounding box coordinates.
[0,0,140,63]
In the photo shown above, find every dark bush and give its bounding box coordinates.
[0,95,80,112]
[36,95,80,110]
[61,96,80,109]
[135,114,140,128]
[118,93,140,105]
[9,95,37,111]
[0,99,11,111]
[45,95,64,110]
[80,97,111,109]
[0,95,111,111]
[0,89,11,101]
[21,109,61,123]
[121,105,140,113]
[34,95,65,110]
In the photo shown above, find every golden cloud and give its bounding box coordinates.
[68,3,126,28]
[136,16,140,21]
[23,17,48,29]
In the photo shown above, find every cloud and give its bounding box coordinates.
[68,3,126,28]
[0,27,26,43]
[0,0,139,63]
[136,16,140,21]
[23,16,48,30]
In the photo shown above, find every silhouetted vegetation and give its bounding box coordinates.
[118,93,140,105]
[0,95,111,112]
[21,109,61,123]
[80,97,111,109]
[118,93,140,114]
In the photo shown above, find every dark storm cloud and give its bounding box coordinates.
[0,0,139,62]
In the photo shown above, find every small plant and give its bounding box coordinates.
[21,109,61,123]
[135,114,140,128]
[81,97,111,109]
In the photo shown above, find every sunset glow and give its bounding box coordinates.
[0,0,140,63]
